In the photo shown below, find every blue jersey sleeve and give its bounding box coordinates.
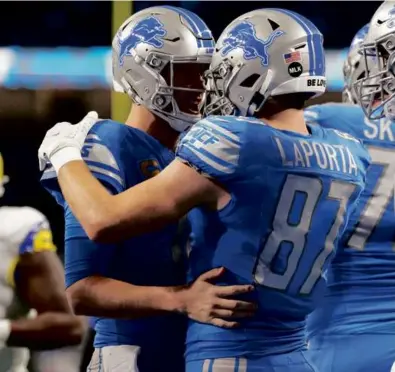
[82,128,126,193]
[41,120,128,205]
[64,203,117,288]
[176,116,243,182]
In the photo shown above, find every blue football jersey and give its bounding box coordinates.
[305,103,395,337]
[41,120,186,371]
[176,115,370,361]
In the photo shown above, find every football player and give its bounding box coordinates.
[40,6,255,372]
[38,8,371,372]
[354,1,395,121]
[0,153,84,372]
[304,8,395,372]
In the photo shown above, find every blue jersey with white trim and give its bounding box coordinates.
[176,115,370,360]
[41,120,186,371]
[305,103,395,336]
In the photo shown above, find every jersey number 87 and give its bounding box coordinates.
[254,174,357,296]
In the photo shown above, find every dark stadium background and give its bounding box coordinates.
[0,2,381,370]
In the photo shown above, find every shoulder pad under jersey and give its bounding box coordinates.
[41,120,130,204]
[176,116,246,181]
[304,103,366,139]
[81,120,128,192]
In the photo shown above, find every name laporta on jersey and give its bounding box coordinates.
[275,136,359,175]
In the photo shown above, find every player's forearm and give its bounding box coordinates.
[67,276,184,319]
[7,313,83,350]
[58,161,116,240]
[58,161,181,243]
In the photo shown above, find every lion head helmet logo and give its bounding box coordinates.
[221,21,284,66]
[119,16,167,65]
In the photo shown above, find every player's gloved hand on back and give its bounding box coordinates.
[178,267,256,328]
[38,111,100,173]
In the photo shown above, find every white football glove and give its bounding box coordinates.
[38,111,99,173]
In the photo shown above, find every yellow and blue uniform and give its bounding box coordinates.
[0,206,56,372]
[305,103,395,372]
[176,115,370,372]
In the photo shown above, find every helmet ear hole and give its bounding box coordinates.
[295,43,306,50]
[267,18,280,31]
[240,74,260,88]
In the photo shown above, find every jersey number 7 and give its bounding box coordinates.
[347,146,395,250]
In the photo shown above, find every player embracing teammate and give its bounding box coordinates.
[37,3,395,372]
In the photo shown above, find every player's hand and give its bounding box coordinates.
[38,111,99,172]
[179,267,256,328]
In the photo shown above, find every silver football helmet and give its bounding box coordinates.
[343,24,371,104]
[200,8,326,117]
[113,6,215,132]
[354,1,395,120]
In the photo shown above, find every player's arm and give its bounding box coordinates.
[39,113,229,243]
[65,204,254,328]
[64,205,180,319]
[68,270,254,325]
[4,217,84,350]
[57,158,224,243]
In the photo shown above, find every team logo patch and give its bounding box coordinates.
[221,21,284,66]
[283,51,301,64]
[119,16,167,65]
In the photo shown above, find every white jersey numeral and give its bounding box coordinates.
[348,146,395,251]
[254,174,356,295]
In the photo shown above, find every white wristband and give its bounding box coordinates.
[0,319,11,347]
[50,147,83,174]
